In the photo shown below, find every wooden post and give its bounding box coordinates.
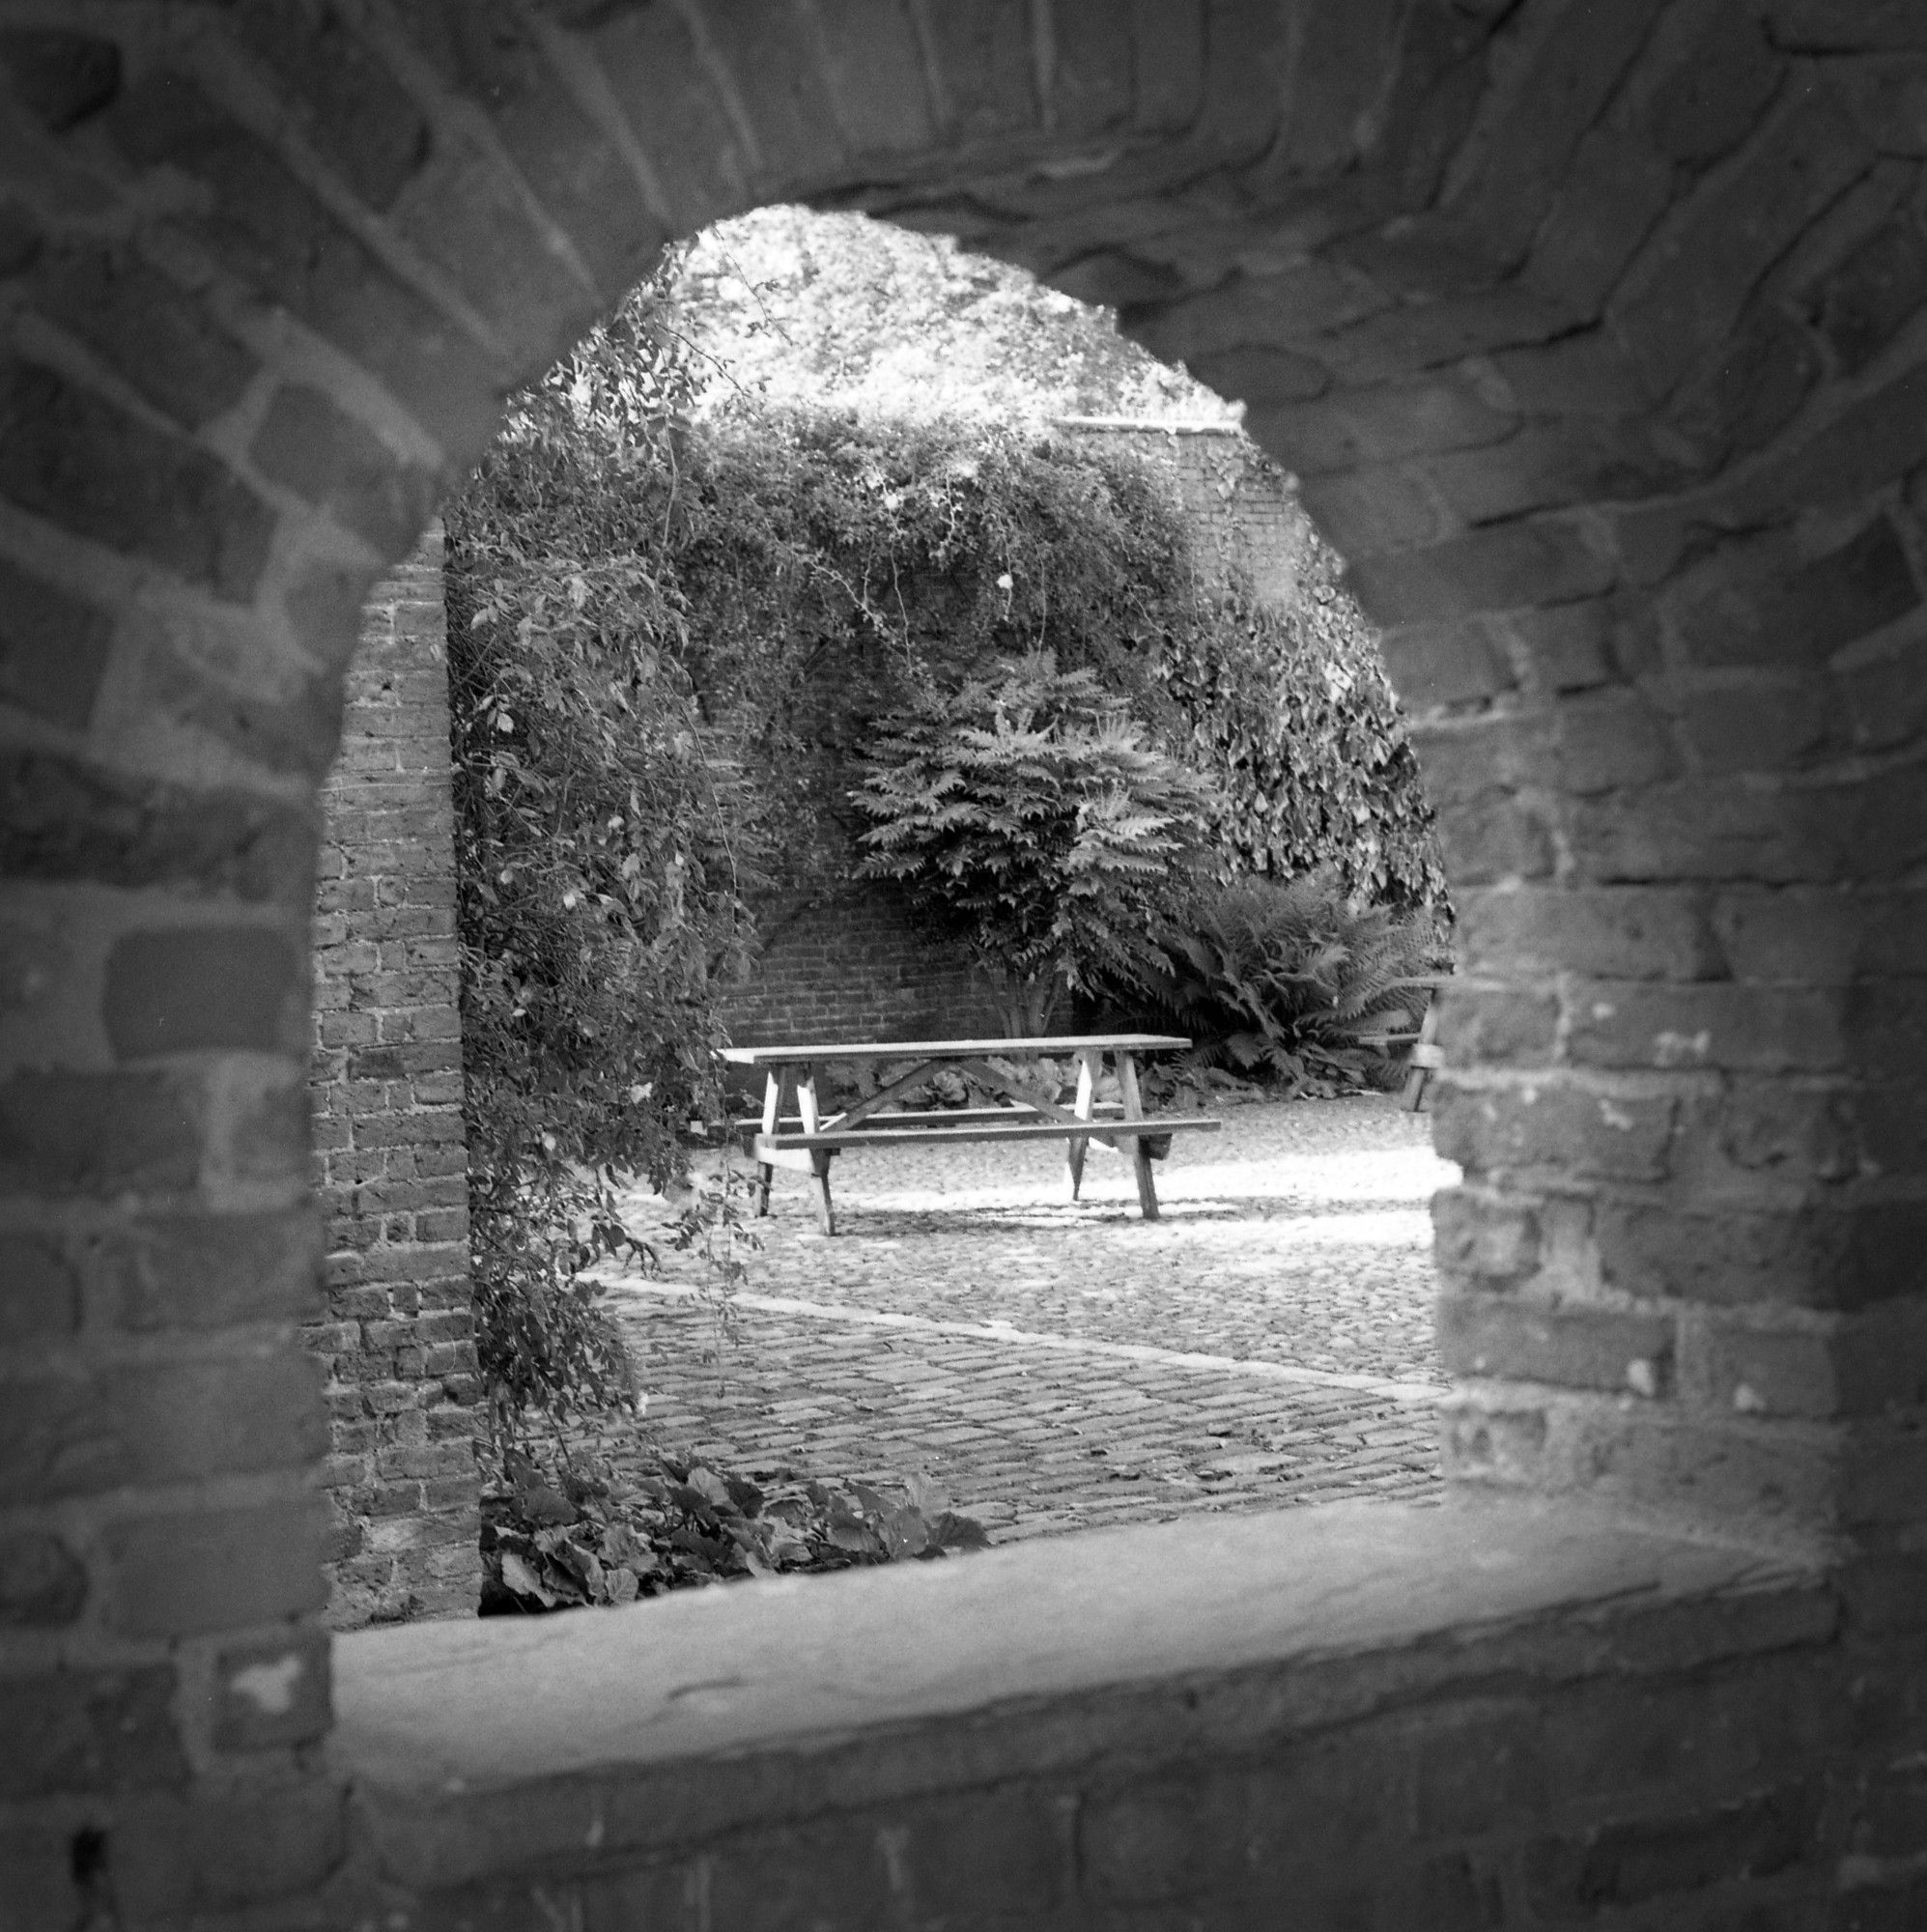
[796,1062,836,1236]
[754,1066,785,1215]
[1065,1047,1097,1200]
[1116,1051,1159,1221]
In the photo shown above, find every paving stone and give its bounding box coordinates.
[592,1098,1455,1542]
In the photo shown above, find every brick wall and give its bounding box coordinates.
[720,889,1005,1049]
[1055,416,1314,606]
[308,528,482,1627]
[4,4,1925,1924]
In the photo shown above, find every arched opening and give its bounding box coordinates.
[4,4,1922,1922]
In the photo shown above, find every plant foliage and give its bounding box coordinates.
[851,654,1215,1033]
[481,1444,987,1613]
[1119,872,1448,1097]
[445,258,759,1441]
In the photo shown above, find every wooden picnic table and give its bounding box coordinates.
[722,1034,1220,1235]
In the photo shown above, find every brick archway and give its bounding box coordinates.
[4,4,1925,1922]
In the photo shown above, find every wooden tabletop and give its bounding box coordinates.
[720,1034,1191,1066]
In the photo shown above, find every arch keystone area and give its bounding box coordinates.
[2,3,1923,1923]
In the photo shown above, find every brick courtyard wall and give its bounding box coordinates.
[721,890,1005,1050]
[716,420,1313,1049]
[2,4,1924,1925]
[308,527,481,1628]
[1055,416,1314,607]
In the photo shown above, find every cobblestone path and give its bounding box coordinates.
[599,1096,1458,1543]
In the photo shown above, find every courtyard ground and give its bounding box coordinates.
[597,1095,1457,1543]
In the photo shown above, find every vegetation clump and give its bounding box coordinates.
[852,654,1217,1036]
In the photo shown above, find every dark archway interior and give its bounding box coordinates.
[3,3,1924,1922]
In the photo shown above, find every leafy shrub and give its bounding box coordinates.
[446,258,759,1442]
[1117,872,1448,1096]
[1162,563,1447,909]
[480,1444,987,1613]
[851,654,1216,1033]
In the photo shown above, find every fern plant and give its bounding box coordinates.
[1119,871,1447,1094]
[851,654,1217,1035]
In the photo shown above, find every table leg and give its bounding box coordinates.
[754,1068,784,1216]
[796,1063,836,1236]
[1116,1051,1159,1221]
[1065,1047,1097,1200]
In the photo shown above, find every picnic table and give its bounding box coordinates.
[723,1034,1220,1235]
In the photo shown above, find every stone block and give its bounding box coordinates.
[104,924,303,1060]
[1668,518,1920,671]
[230,3,427,212]
[0,27,121,130]
[0,1067,202,1200]
[1803,212,1927,373]
[103,1496,327,1636]
[1641,5,1784,165]
[1347,518,1613,626]
[0,1529,88,1628]
[1453,885,1725,981]
[1432,1185,1544,1287]
[0,1227,79,1343]
[1556,689,1682,795]
[0,1664,188,1798]
[1609,85,1872,395]
[112,1780,348,1918]
[37,243,257,431]
[1431,1078,1678,1182]
[1437,1290,1676,1398]
[0,552,113,729]
[1432,986,1559,1066]
[1565,981,1847,1074]
[1678,678,1834,775]
[0,359,273,602]
[1568,780,1842,887]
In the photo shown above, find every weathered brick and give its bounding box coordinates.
[0,359,273,601]
[1433,1185,1544,1287]
[1348,518,1613,626]
[0,1530,88,1628]
[1,1350,325,1499]
[1455,885,1725,980]
[1669,519,1920,670]
[0,747,319,900]
[1804,213,1927,373]
[250,384,440,559]
[0,1068,201,1198]
[1438,1290,1676,1397]
[228,6,428,213]
[104,925,303,1060]
[1566,982,1847,1073]
[0,1227,79,1343]
[1524,1787,1818,1915]
[213,1626,331,1751]
[1432,987,1558,1066]
[0,1665,187,1798]
[1641,5,1784,166]
[0,28,121,130]
[1609,85,1873,394]
[1431,1079,1678,1182]
[0,553,113,730]
[1557,689,1682,794]
[104,1496,326,1636]
[112,1781,348,1918]
[36,243,257,431]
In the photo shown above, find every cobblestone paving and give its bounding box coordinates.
[599,1096,1459,1543]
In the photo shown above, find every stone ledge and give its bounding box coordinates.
[332,1496,1829,1895]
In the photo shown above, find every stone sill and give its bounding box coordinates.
[332,1496,1829,1895]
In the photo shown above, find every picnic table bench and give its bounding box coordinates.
[722,1034,1220,1235]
